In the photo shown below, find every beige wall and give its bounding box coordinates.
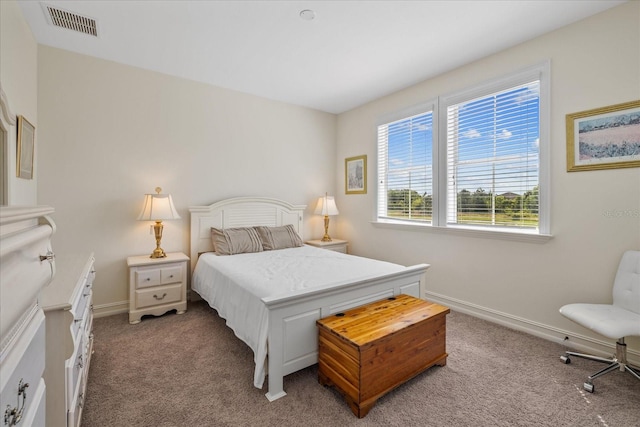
[335,2,640,356]
[37,47,337,311]
[0,0,38,205]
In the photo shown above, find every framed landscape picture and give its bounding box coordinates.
[345,155,367,194]
[17,115,35,179]
[566,100,640,172]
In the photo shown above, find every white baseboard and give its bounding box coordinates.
[424,290,640,366]
[93,300,128,318]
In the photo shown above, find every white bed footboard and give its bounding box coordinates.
[262,264,429,401]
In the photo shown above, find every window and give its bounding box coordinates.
[377,104,434,223]
[377,63,549,238]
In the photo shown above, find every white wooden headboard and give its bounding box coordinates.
[189,197,306,266]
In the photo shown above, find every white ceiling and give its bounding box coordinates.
[18,0,625,114]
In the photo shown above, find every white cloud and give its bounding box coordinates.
[498,129,512,139]
[463,129,481,138]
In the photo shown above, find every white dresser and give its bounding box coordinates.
[0,206,56,427]
[39,253,95,427]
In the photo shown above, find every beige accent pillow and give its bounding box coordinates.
[211,227,264,255]
[255,224,303,251]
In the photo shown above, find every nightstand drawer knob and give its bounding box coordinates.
[153,293,167,300]
[145,278,151,281]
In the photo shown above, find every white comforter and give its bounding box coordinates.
[191,245,405,388]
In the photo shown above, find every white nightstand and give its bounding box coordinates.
[127,252,189,324]
[306,239,348,254]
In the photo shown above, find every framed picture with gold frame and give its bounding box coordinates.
[566,100,640,172]
[345,155,367,194]
[17,115,35,179]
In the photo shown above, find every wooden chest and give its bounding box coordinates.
[316,294,449,418]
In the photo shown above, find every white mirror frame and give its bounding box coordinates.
[0,84,17,206]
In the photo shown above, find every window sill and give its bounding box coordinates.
[371,219,552,244]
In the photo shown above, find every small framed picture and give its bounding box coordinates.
[17,115,35,179]
[345,155,367,194]
[566,100,640,172]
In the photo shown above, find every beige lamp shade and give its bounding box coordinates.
[137,193,181,221]
[314,195,339,216]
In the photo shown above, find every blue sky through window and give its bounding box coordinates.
[386,82,540,197]
[387,112,433,196]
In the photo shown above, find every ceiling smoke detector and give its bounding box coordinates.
[299,9,316,21]
[42,3,98,37]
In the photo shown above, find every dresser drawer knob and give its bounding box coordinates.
[3,379,28,426]
[153,293,167,300]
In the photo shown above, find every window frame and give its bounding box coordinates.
[374,62,551,242]
[376,100,437,225]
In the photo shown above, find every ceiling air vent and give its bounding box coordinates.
[43,4,98,37]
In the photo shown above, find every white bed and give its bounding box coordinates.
[189,197,430,401]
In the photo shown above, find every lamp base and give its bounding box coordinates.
[321,215,333,242]
[150,220,168,258]
[150,247,167,259]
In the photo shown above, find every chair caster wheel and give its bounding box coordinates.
[560,355,571,364]
[583,382,594,393]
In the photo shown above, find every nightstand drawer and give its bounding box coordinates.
[135,283,182,308]
[135,269,161,288]
[161,265,182,284]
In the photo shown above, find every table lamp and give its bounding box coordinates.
[137,187,181,258]
[314,193,339,242]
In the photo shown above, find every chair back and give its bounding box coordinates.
[612,250,640,314]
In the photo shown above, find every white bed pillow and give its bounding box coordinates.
[211,227,264,255]
[255,224,303,250]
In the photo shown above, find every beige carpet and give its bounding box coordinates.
[82,300,640,426]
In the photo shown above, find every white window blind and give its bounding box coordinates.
[377,110,433,223]
[446,81,541,229]
[375,62,549,238]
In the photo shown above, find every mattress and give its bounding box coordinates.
[191,244,406,388]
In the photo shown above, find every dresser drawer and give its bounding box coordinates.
[66,368,85,427]
[135,283,182,308]
[0,310,46,426]
[84,301,94,340]
[71,291,92,340]
[65,332,85,407]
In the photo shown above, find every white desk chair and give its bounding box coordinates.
[559,250,640,393]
